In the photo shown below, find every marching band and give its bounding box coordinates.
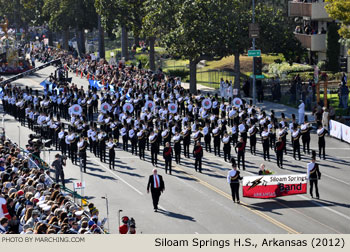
[1,69,328,186]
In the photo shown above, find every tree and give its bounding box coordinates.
[326,22,340,72]
[95,0,133,60]
[143,0,181,71]
[43,0,97,54]
[325,0,350,40]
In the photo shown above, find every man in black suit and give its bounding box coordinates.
[147,168,165,212]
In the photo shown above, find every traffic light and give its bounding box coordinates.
[340,56,348,72]
[254,57,262,75]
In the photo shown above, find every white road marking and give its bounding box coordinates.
[91,157,144,195]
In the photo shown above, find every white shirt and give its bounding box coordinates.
[298,102,305,113]
[153,174,160,188]
[307,162,316,180]
[227,170,238,183]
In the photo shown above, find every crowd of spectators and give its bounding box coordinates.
[0,131,105,234]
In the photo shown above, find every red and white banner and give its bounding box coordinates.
[329,120,342,140]
[242,174,308,199]
[341,124,350,144]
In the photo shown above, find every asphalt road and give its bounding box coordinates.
[1,64,349,234]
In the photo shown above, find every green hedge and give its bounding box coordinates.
[165,69,189,80]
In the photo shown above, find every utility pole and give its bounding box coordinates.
[252,0,256,105]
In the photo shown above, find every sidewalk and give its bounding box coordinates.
[181,82,314,121]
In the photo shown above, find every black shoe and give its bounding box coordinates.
[154,209,157,212]
[310,194,313,198]
[316,196,319,199]
[237,201,240,204]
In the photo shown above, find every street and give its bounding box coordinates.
[2,64,349,234]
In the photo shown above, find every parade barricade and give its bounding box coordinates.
[242,174,308,199]
[329,120,342,140]
[329,119,350,144]
[341,123,350,144]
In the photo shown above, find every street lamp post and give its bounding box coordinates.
[101,194,109,232]
[252,0,257,105]
[118,209,123,234]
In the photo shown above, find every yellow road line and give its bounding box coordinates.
[176,166,299,234]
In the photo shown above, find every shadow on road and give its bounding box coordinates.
[247,198,349,213]
[157,209,196,222]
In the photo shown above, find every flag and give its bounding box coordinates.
[89,79,95,88]
[81,198,88,207]
[89,80,101,90]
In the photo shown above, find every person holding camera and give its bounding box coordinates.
[51,153,66,188]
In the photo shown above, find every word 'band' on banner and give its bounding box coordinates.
[242,174,307,199]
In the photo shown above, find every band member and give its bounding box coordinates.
[173,132,182,164]
[149,131,158,166]
[193,141,203,173]
[301,115,311,154]
[248,123,257,155]
[275,136,284,168]
[317,123,327,160]
[77,136,88,173]
[261,126,270,161]
[163,142,173,175]
[227,158,242,203]
[129,127,137,155]
[121,125,128,151]
[278,123,288,155]
[222,132,231,162]
[162,127,171,147]
[212,125,221,157]
[268,119,276,150]
[58,127,67,156]
[203,122,211,152]
[137,129,146,160]
[235,137,246,170]
[192,129,202,144]
[238,120,248,144]
[107,137,116,170]
[147,168,165,212]
[292,124,301,160]
[307,151,321,199]
[98,131,107,163]
[182,126,191,158]
[68,129,78,165]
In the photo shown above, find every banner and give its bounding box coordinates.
[329,120,342,140]
[341,124,350,144]
[242,174,308,199]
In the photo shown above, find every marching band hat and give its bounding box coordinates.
[312,150,316,159]
[230,157,236,167]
